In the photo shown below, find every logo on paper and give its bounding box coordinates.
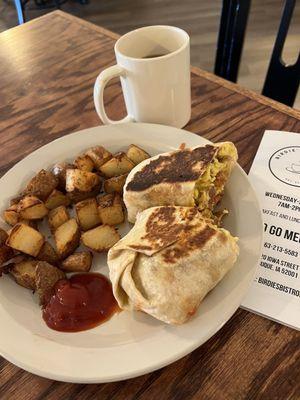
[269,146,300,187]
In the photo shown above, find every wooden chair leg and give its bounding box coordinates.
[14,0,25,24]
[214,0,251,83]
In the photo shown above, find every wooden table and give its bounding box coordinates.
[0,10,299,400]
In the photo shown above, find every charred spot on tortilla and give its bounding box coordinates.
[126,145,217,192]
[162,225,216,263]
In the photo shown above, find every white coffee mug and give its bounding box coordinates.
[94,25,191,128]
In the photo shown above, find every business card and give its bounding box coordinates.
[242,130,300,330]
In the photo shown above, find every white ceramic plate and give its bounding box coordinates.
[0,123,263,383]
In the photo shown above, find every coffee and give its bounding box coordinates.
[142,53,168,59]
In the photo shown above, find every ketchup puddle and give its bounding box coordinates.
[43,273,119,332]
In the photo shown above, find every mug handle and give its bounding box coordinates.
[93,65,134,125]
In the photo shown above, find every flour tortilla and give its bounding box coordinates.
[108,206,239,325]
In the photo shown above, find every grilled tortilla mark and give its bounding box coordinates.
[142,207,183,248]
[162,225,216,263]
[126,145,217,192]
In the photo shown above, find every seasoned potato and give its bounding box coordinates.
[103,174,127,194]
[35,261,65,305]
[54,218,80,259]
[10,258,38,289]
[61,251,93,272]
[74,154,94,172]
[85,146,112,170]
[10,194,24,206]
[66,188,101,204]
[81,225,120,252]
[45,189,70,210]
[3,204,19,226]
[24,169,58,201]
[37,241,59,265]
[98,194,124,225]
[48,206,70,232]
[18,219,38,229]
[75,198,101,231]
[66,169,101,193]
[100,152,135,177]
[17,195,48,220]
[0,245,14,265]
[51,162,75,191]
[6,223,44,257]
[126,144,150,165]
[0,228,8,246]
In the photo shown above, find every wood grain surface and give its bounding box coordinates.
[0,10,299,400]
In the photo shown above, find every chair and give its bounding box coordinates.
[13,0,71,24]
[214,0,300,107]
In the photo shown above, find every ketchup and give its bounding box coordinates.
[43,273,119,332]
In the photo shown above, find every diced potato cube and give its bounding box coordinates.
[37,241,59,265]
[98,194,124,225]
[66,169,101,193]
[126,144,150,165]
[54,218,80,259]
[103,174,127,194]
[17,195,48,220]
[51,162,75,191]
[35,261,65,305]
[81,225,120,252]
[48,206,70,232]
[74,154,94,172]
[61,251,93,272]
[3,204,19,226]
[0,228,8,246]
[10,258,38,289]
[100,152,135,178]
[24,169,58,201]
[85,146,112,170]
[75,198,101,231]
[45,189,70,210]
[0,245,14,265]
[6,223,44,257]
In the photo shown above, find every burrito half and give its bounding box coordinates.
[124,142,238,223]
[108,206,239,325]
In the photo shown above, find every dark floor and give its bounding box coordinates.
[0,0,299,108]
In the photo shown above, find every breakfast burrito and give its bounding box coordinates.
[123,142,237,223]
[108,206,239,325]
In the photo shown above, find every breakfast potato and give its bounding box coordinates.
[18,219,38,229]
[126,144,150,165]
[74,154,94,172]
[66,169,101,193]
[17,195,49,220]
[0,228,8,246]
[10,194,24,206]
[6,223,44,257]
[10,258,38,290]
[85,146,112,170]
[45,189,70,210]
[81,225,120,252]
[103,174,127,194]
[0,245,14,265]
[48,206,70,232]
[98,194,124,225]
[51,162,75,191]
[54,218,80,259]
[100,152,135,177]
[75,198,101,231]
[3,204,19,226]
[37,241,59,265]
[61,251,93,272]
[35,261,65,305]
[66,188,101,204]
[24,169,58,201]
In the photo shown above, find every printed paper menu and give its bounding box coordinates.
[242,130,300,330]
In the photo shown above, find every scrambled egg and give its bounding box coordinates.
[194,143,236,212]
